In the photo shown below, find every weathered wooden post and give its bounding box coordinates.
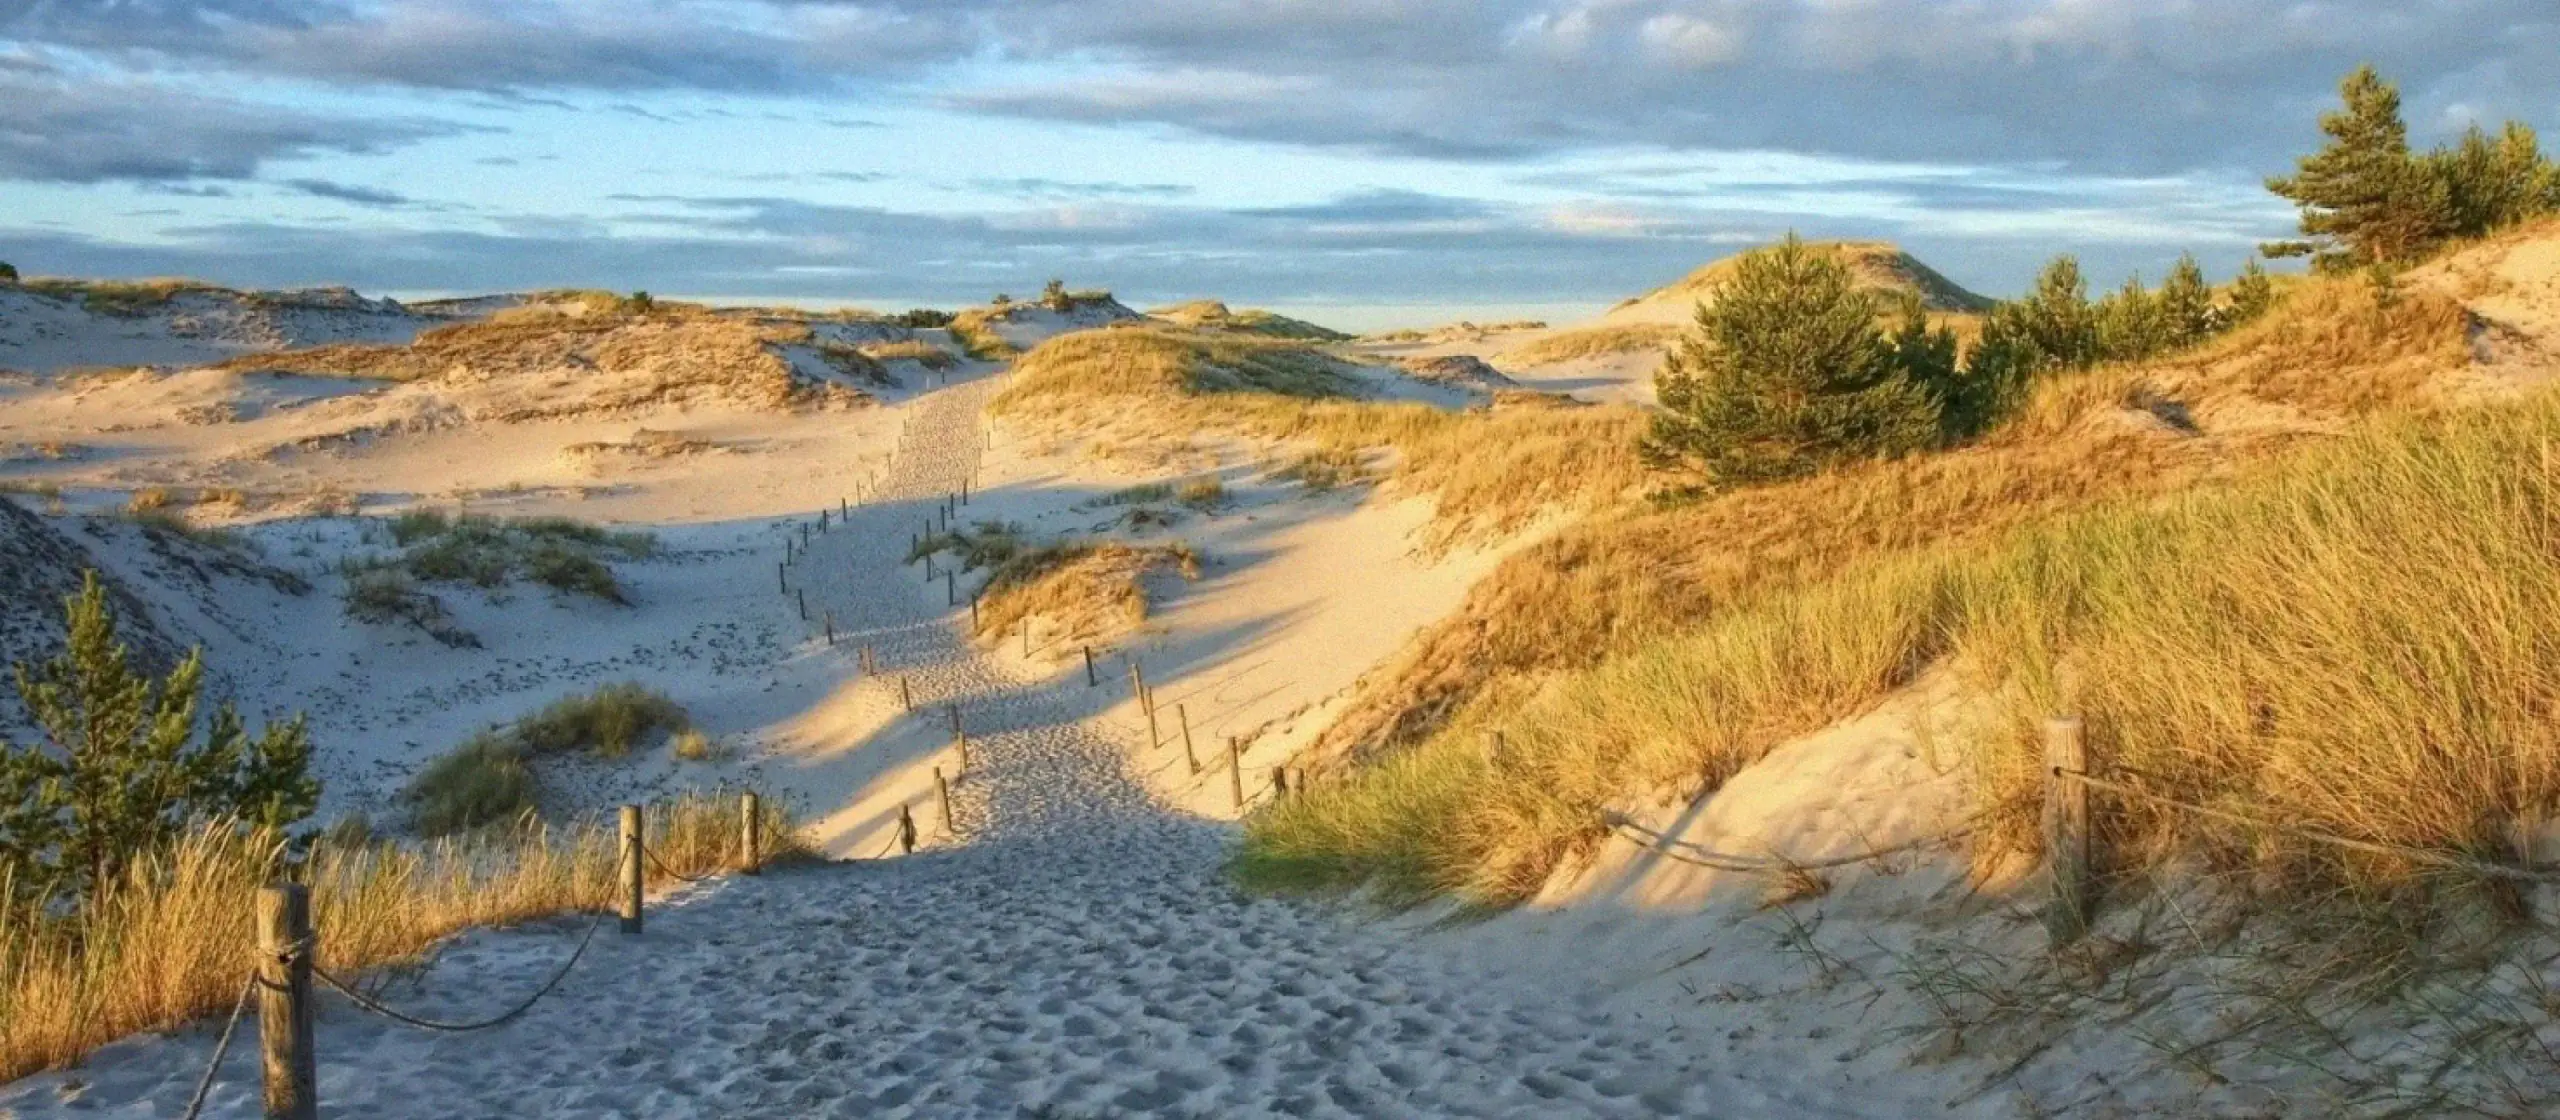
[945,570,956,606]
[924,553,936,581]
[899,675,913,711]
[1178,703,1200,775]
[824,611,835,647]
[970,595,980,630]
[256,884,317,1120]
[819,509,829,532]
[740,792,762,875]
[1129,662,1147,710]
[777,561,787,594]
[1084,646,1098,687]
[2043,717,2092,944]
[897,804,917,854]
[618,805,644,935]
[1228,738,1244,811]
[796,587,807,621]
[935,766,955,836]
[950,706,969,773]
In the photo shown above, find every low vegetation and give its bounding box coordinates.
[1497,322,1682,366]
[15,277,222,317]
[405,682,693,835]
[997,326,1647,540]
[346,512,655,617]
[1,793,800,1081]
[945,311,1018,361]
[1149,300,1351,341]
[2266,65,2557,270]
[856,338,958,370]
[974,541,1201,646]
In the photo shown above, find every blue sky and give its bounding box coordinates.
[1,2,2551,331]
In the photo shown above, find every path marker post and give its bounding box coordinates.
[900,676,913,711]
[824,611,835,647]
[256,884,318,1120]
[1227,738,1244,811]
[776,562,786,594]
[936,766,955,836]
[796,588,807,621]
[897,804,917,854]
[618,805,644,935]
[2043,717,2092,944]
[1179,704,1200,775]
[950,706,969,772]
[1084,646,1098,687]
[741,792,764,874]
[945,570,956,607]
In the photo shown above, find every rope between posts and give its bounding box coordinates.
[2055,767,2558,884]
[1602,808,1989,874]
[307,908,611,1033]
[643,843,721,884]
[178,972,257,1120]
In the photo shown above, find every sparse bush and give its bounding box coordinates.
[0,573,317,907]
[1041,278,1072,312]
[513,682,689,758]
[670,728,725,762]
[894,308,953,328]
[1177,478,1227,510]
[342,567,478,648]
[0,261,16,284]
[405,733,534,835]
[1272,449,1369,492]
[367,512,649,603]
[856,338,957,371]
[524,543,627,603]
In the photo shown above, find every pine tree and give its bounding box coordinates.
[2432,121,2558,236]
[2265,65,2454,269]
[2226,257,2278,324]
[2156,254,2216,349]
[2096,274,2169,362]
[1641,236,1942,488]
[0,572,316,905]
[2018,256,2100,370]
[0,261,16,284]
[1041,278,1071,312]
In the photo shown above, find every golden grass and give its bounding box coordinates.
[1244,391,2560,906]
[1305,273,2473,765]
[856,338,958,371]
[974,542,1199,645]
[945,310,1018,361]
[1,794,803,1081]
[995,326,1649,541]
[1498,323,1682,366]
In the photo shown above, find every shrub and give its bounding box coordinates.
[1041,278,1072,312]
[1641,235,1943,489]
[1177,478,1227,510]
[367,512,649,603]
[670,728,725,762]
[405,733,535,835]
[341,567,478,648]
[894,308,953,328]
[0,573,317,907]
[1272,449,1369,492]
[512,682,689,758]
[0,261,16,284]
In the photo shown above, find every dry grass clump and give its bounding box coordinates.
[974,542,1201,645]
[1498,322,1682,366]
[1245,305,2519,909]
[1148,300,1350,341]
[405,683,693,834]
[997,326,1647,540]
[18,276,221,317]
[372,511,654,603]
[857,338,958,370]
[0,795,802,1081]
[945,310,1019,361]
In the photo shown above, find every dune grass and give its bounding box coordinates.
[1242,307,2523,910]
[364,511,655,605]
[405,683,693,834]
[945,311,1018,361]
[856,338,958,370]
[974,541,1201,645]
[995,326,1649,541]
[0,794,803,1082]
[1498,322,1683,366]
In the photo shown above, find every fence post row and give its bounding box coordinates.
[2043,717,2092,944]
[618,805,645,936]
[257,884,318,1120]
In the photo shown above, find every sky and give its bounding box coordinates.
[0,1,2552,332]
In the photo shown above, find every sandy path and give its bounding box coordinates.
[2,369,1946,1119]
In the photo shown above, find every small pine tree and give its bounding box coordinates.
[0,572,316,906]
[2225,257,2278,324]
[2431,121,2558,237]
[625,290,654,315]
[2013,255,2100,371]
[2156,254,2216,349]
[2265,65,2454,269]
[1883,295,1988,439]
[1641,236,1941,488]
[2095,274,2169,362]
[0,261,16,284]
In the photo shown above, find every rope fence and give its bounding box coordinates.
[171,791,779,1119]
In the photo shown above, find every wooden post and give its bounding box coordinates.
[776,561,786,594]
[897,803,917,854]
[796,587,807,621]
[924,553,935,581]
[1273,767,1288,800]
[1228,738,1244,811]
[740,792,762,875]
[1021,619,1030,658]
[840,497,848,519]
[970,595,980,630]
[950,706,969,772]
[618,805,644,935]
[935,766,955,836]
[1178,703,1200,774]
[1145,689,1163,752]
[1084,646,1098,687]
[945,570,955,606]
[820,509,829,532]
[1130,662,1148,710]
[256,884,317,1120]
[899,675,913,710]
[824,611,835,646]
[2043,717,2091,944]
